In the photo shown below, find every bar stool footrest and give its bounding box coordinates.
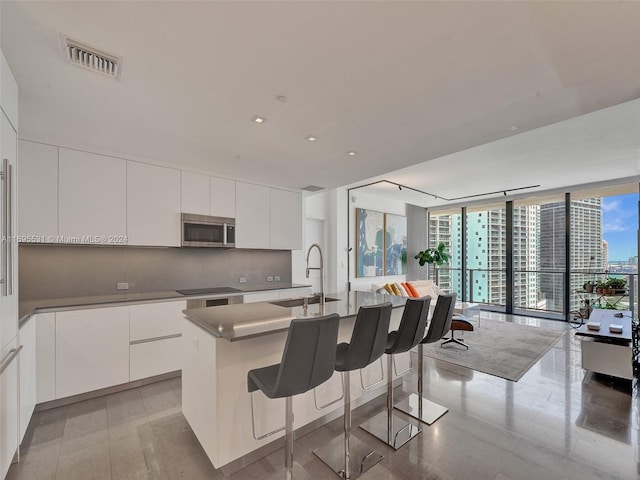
[313,435,383,480]
[394,393,448,425]
[359,411,421,450]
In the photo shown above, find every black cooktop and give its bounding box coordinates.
[175,287,244,296]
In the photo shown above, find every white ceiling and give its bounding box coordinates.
[1,1,640,197]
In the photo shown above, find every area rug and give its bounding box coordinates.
[424,318,566,381]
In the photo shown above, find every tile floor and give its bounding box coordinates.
[7,312,639,480]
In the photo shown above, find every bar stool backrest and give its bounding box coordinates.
[254,314,340,399]
[385,296,432,354]
[335,302,392,372]
[421,293,457,345]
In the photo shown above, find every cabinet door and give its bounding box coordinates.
[17,141,59,240]
[210,177,236,218]
[181,171,210,216]
[59,148,127,244]
[19,318,36,442]
[55,307,129,399]
[129,301,184,341]
[35,313,56,404]
[270,189,302,250]
[0,340,19,480]
[235,182,270,249]
[0,112,17,351]
[0,52,18,130]
[130,336,181,381]
[127,162,181,246]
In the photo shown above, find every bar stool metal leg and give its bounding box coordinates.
[285,396,293,480]
[395,344,448,425]
[360,354,421,449]
[313,371,383,479]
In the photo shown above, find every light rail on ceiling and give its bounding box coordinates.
[348,179,540,201]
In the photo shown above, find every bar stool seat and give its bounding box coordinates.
[313,302,392,480]
[360,296,431,449]
[248,313,340,480]
[395,293,457,425]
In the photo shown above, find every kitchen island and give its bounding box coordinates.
[181,291,409,474]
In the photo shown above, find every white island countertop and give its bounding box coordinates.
[182,291,408,341]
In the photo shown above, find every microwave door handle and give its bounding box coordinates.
[223,223,227,245]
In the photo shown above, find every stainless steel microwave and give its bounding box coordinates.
[181,213,235,247]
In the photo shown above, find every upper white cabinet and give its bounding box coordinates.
[59,148,127,244]
[17,141,58,240]
[235,182,270,249]
[181,171,210,216]
[270,188,302,250]
[127,162,181,246]
[211,176,236,218]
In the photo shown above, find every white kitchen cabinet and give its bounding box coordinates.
[0,340,19,480]
[127,161,181,246]
[59,148,127,244]
[18,318,36,442]
[243,291,280,303]
[130,336,181,381]
[181,171,210,216]
[0,109,18,352]
[17,141,58,240]
[35,313,56,404]
[55,307,129,399]
[210,176,236,218]
[129,301,183,381]
[270,188,302,250]
[129,301,183,341]
[235,182,270,249]
[0,53,18,130]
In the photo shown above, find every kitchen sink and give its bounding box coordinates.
[269,296,340,308]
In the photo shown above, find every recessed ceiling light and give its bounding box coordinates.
[306,135,318,142]
[509,125,519,131]
[276,95,287,103]
[347,151,357,156]
[252,115,266,124]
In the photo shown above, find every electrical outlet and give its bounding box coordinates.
[274,276,280,281]
[117,282,129,290]
[267,276,274,282]
[239,277,247,283]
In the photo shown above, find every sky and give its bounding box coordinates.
[602,193,638,261]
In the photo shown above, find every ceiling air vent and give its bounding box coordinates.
[59,34,121,79]
[301,185,325,192]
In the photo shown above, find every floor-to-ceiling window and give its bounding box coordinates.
[513,194,566,318]
[465,203,507,308]
[425,182,638,320]
[427,208,462,296]
[571,184,638,316]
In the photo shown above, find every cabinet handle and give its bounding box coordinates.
[6,162,12,295]
[0,345,22,375]
[0,158,8,297]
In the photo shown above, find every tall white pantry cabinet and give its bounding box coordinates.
[0,50,22,480]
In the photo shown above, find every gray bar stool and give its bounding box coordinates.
[395,293,456,425]
[313,302,392,480]
[247,314,341,480]
[360,296,431,449]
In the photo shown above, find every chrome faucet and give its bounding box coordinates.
[305,243,324,305]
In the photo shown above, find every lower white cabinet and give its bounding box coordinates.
[18,319,36,443]
[129,301,183,381]
[130,336,181,381]
[0,339,19,480]
[55,307,130,399]
[35,313,56,403]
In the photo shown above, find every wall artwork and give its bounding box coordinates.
[356,208,407,278]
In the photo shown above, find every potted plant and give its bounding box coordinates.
[595,277,627,295]
[582,281,595,293]
[415,242,451,271]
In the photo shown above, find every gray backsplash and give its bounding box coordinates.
[19,245,292,300]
